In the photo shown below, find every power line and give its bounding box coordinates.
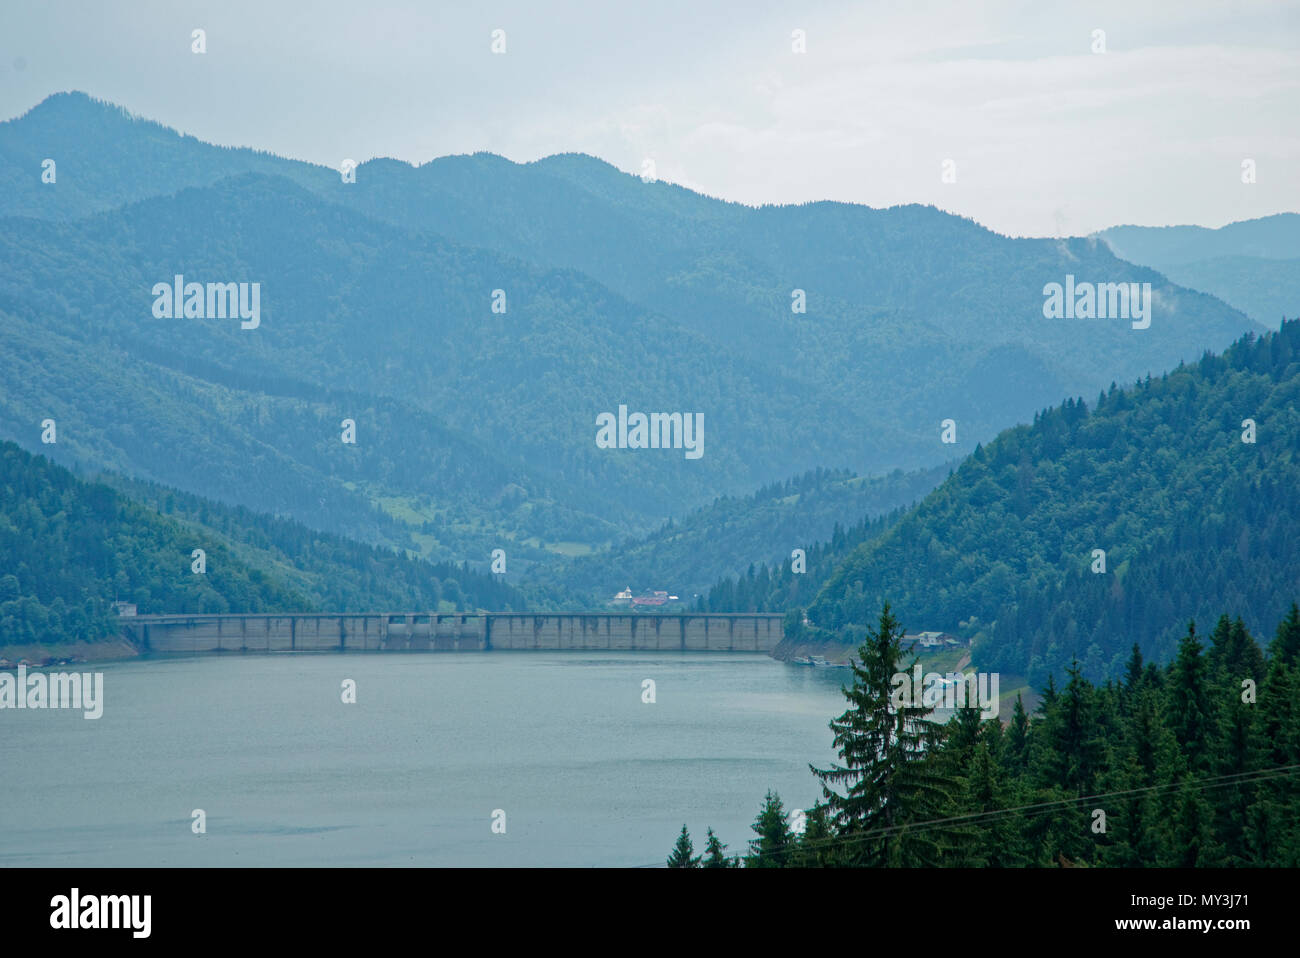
[635,762,1300,868]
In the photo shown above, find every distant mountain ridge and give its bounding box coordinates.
[1097,214,1300,263]
[1096,214,1300,328]
[524,463,952,603]
[0,91,1269,574]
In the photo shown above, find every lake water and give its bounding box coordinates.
[0,652,852,867]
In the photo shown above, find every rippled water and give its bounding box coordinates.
[0,652,851,866]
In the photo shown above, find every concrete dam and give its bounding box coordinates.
[120,612,785,654]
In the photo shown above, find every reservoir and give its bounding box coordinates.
[0,652,849,867]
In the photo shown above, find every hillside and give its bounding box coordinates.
[694,506,905,621]
[99,471,535,614]
[0,173,725,554]
[1134,255,1299,331]
[0,93,1266,558]
[523,463,950,603]
[0,92,328,219]
[0,441,528,652]
[1097,214,1300,328]
[1098,214,1300,266]
[802,320,1300,684]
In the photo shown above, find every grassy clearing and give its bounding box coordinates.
[906,647,967,672]
[374,495,429,525]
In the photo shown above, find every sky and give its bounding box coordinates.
[1,0,1297,237]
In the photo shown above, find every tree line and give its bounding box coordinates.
[670,601,1300,867]
[698,320,1300,686]
[0,441,530,646]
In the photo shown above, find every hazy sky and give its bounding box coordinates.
[2,0,1297,236]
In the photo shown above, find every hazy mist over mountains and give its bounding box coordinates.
[0,93,1274,593]
[1097,214,1300,328]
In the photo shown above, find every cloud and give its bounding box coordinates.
[2,0,1296,235]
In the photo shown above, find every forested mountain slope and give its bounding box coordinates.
[0,442,528,647]
[0,91,1268,571]
[800,320,1300,684]
[524,464,950,603]
[4,94,1263,459]
[1097,214,1300,329]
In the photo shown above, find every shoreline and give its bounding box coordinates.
[0,639,141,668]
[771,637,858,666]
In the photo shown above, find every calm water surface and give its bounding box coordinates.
[0,652,851,866]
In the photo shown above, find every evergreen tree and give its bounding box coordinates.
[1248,653,1300,865]
[1232,617,1266,686]
[1270,602,1300,666]
[745,791,794,868]
[1163,786,1226,867]
[702,827,734,868]
[944,703,985,770]
[1030,660,1104,795]
[1037,673,1058,715]
[1123,642,1145,696]
[790,802,835,867]
[953,734,1030,866]
[1209,615,1266,685]
[667,824,701,868]
[1003,693,1030,768]
[1168,622,1217,776]
[665,603,1300,868]
[1213,678,1261,864]
[809,603,954,866]
[1208,614,1233,672]
[1100,685,1182,866]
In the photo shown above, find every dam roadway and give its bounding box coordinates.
[120,612,785,654]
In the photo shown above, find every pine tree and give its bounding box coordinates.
[667,824,701,868]
[1233,617,1266,686]
[809,603,954,866]
[1248,651,1300,865]
[784,802,834,867]
[1037,673,1059,715]
[1100,685,1181,866]
[1031,660,1104,794]
[1210,615,1265,685]
[1003,693,1030,768]
[1096,748,1146,867]
[1208,614,1233,673]
[745,790,793,868]
[1270,602,1300,666]
[1023,662,1106,865]
[1168,622,1217,776]
[1123,642,1145,695]
[1213,679,1260,864]
[955,734,1030,866]
[1163,785,1226,867]
[944,703,985,770]
[702,827,734,868]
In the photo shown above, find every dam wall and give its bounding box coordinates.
[120,612,784,654]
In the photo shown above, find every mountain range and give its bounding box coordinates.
[1,91,1293,663]
[1097,214,1299,329]
[779,320,1300,684]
